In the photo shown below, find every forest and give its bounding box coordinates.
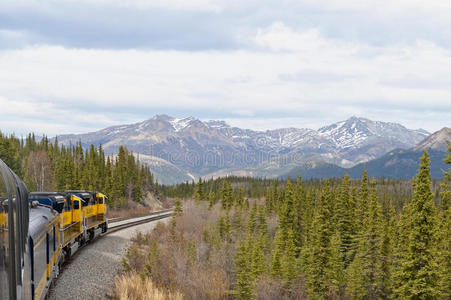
[120,148,450,299]
[0,132,155,208]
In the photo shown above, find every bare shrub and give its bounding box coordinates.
[112,272,182,300]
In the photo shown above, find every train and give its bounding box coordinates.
[0,158,108,300]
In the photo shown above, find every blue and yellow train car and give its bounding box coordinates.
[1,154,111,300]
[64,190,108,238]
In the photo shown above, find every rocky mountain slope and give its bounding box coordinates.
[56,115,431,184]
[281,127,450,180]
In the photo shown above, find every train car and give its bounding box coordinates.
[27,203,60,299]
[0,158,30,300]
[1,158,111,300]
[64,190,108,240]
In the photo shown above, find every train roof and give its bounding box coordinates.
[29,192,65,202]
[28,206,58,240]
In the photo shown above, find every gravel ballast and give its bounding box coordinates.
[48,216,170,300]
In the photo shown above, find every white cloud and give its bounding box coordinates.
[0,22,450,134]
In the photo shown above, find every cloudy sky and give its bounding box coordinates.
[0,0,450,136]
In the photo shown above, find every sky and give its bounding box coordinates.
[0,0,450,136]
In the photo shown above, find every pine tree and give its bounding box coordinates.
[356,170,369,232]
[358,178,383,299]
[336,174,355,268]
[380,200,396,299]
[194,177,204,201]
[173,198,183,216]
[279,179,299,246]
[346,252,366,300]
[221,181,233,210]
[234,239,253,299]
[251,237,266,280]
[208,191,215,209]
[281,229,299,285]
[306,180,334,299]
[271,230,283,278]
[236,187,244,207]
[397,150,440,299]
[437,142,450,297]
[247,201,258,234]
[329,231,344,298]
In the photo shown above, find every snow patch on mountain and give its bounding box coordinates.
[170,117,196,132]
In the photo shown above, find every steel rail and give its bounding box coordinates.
[106,212,173,234]
[107,208,173,224]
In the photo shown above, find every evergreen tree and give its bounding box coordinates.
[194,177,204,201]
[380,200,396,299]
[306,180,334,299]
[234,239,253,299]
[208,191,215,209]
[173,198,183,216]
[281,229,299,285]
[346,253,366,300]
[437,142,450,297]
[356,170,369,232]
[336,174,355,268]
[221,181,233,210]
[271,230,283,278]
[397,150,439,299]
[329,231,344,298]
[358,178,383,299]
[251,237,266,280]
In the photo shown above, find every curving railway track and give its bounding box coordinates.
[48,210,173,300]
[106,209,173,234]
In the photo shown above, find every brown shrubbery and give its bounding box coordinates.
[116,200,305,299]
[113,272,182,300]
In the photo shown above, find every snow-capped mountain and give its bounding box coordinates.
[56,115,430,184]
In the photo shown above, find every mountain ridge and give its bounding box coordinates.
[55,115,433,184]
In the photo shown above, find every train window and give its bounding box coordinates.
[98,196,103,204]
[73,200,79,210]
[64,196,72,212]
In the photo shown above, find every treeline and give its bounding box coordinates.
[123,148,450,299]
[161,174,443,212]
[0,132,154,207]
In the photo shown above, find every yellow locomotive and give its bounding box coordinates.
[28,190,108,299]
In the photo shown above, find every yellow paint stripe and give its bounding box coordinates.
[35,271,47,300]
[33,234,46,251]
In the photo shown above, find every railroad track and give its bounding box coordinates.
[49,210,173,299]
[106,210,173,234]
[108,208,173,224]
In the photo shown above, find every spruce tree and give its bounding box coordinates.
[346,252,366,300]
[174,198,183,216]
[329,231,344,298]
[194,177,204,201]
[336,174,355,268]
[356,170,369,232]
[358,178,383,299]
[306,180,333,298]
[281,229,298,285]
[397,150,439,299]
[380,200,396,299]
[234,239,253,299]
[251,237,266,280]
[221,181,233,210]
[271,229,283,278]
[437,142,450,297]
